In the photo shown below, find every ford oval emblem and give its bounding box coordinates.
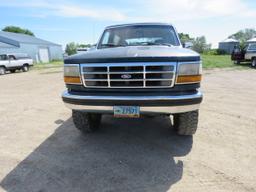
[121,74,132,79]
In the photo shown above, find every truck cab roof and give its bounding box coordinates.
[105,22,174,29]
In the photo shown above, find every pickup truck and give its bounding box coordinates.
[245,44,256,67]
[62,23,203,136]
[0,53,33,75]
[231,43,256,67]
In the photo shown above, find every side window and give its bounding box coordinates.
[0,55,7,60]
[102,31,110,45]
[113,35,121,45]
[9,55,16,60]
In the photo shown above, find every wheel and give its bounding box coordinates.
[10,69,16,73]
[173,110,199,135]
[0,67,6,75]
[22,64,29,72]
[72,110,102,134]
[252,58,256,68]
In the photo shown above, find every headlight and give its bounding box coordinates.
[176,62,202,84]
[64,64,82,84]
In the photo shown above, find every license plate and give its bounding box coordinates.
[113,106,140,118]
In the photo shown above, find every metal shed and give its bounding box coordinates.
[0,31,63,63]
[218,38,239,54]
[247,37,256,44]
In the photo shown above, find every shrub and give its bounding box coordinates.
[204,49,227,55]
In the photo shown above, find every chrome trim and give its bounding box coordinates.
[62,90,202,114]
[62,90,202,101]
[62,91,203,114]
[80,62,176,89]
[64,103,200,114]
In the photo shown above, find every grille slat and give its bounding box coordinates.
[81,63,176,88]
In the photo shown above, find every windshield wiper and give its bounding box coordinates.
[133,42,173,47]
[100,43,126,48]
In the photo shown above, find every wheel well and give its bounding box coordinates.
[0,65,6,69]
[23,63,29,66]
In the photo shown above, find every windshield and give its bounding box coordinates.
[0,55,7,60]
[248,43,256,51]
[98,25,180,49]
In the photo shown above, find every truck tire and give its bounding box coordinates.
[0,67,6,75]
[173,110,199,135]
[72,110,102,134]
[252,58,256,68]
[10,69,16,73]
[22,64,29,72]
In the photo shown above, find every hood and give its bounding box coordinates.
[65,46,200,64]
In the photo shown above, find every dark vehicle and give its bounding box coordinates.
[62,23,203,136]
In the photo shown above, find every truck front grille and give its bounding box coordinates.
[80,62,176,88]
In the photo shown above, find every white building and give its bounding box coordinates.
[218,38,239,54]
[0,31,63,63]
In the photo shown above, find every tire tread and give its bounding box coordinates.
[72,110,101,134]
[174,110,199,135]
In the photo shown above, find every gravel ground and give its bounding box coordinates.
[0,68,255,192]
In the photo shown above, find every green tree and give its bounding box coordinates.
[229,28,256,43]
[229,28,256,49]
[78,44,92,48]
[65,42,78,56]
[2,26,34,36]
[192,36,211,53]
[178,33,194,44]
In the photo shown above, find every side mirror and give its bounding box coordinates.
[183,42,193,49]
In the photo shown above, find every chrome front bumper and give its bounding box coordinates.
[62,90,203,114]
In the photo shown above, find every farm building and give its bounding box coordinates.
[218,38,239,54]
[247,37,256,44]
[0,31,63,63]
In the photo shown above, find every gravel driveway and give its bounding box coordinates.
[0,68,255,192]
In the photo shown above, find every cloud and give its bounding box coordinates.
[1,0,255,22]
[0,0,126,21]
[130,0,256,22]
[53,5,126,21]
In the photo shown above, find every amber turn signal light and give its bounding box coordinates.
[64,76,81,84]
[176,75,202,84]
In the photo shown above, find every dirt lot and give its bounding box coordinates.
[0,68,256,192]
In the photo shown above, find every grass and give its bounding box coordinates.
[33,60,63,70]
[202,54,253,69]
[202,54,234,69]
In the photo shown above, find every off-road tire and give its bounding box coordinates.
[173,110,199,135]
[252,58,256,68]
[22,64,29,72]
[0,67,6,75]
[10,69,16,73]
[72,110,102,134]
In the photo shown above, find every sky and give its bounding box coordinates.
[0,0,255,48]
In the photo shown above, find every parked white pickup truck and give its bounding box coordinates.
[0,53,33,75]
[245,44,256,67]
[232,43,256,67]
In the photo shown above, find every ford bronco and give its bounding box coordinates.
[62,23,203,136]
